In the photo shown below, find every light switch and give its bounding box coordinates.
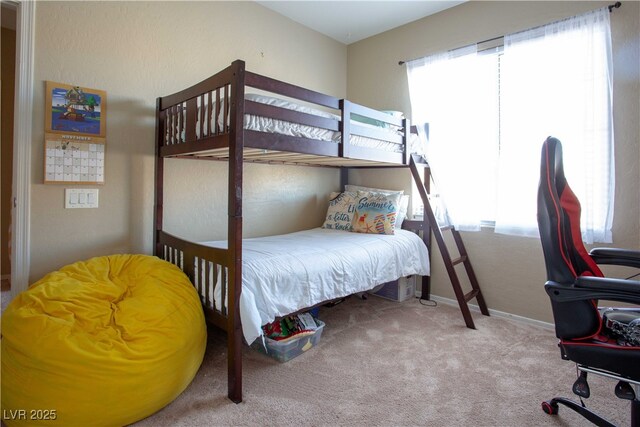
[65,189,99,209]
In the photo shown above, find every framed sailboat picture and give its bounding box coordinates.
[45,81,106,138]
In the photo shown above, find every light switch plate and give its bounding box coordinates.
[65,189,99,209]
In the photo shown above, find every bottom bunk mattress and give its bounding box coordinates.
[200,227,430,344]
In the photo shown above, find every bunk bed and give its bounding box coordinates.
[154,60,485,403]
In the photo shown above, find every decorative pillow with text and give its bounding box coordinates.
[351,192,401,235]
[322,191,359,231]
[345,185,408,229]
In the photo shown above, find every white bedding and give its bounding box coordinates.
[243,93,425,155]
[186,93,426,156]
[200,227,430,344]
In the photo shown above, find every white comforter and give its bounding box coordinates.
[201,227,430,344]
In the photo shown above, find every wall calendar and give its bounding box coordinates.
[44,134,105,184]
[44,81,107,184]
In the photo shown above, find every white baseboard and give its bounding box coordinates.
[417,291,555,330]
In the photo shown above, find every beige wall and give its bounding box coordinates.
[30,1,346,282]
[347,1,640,323]
[26,1,640,324]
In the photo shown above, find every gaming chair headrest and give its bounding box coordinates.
[538,137,576,284]
[538,136,603,284]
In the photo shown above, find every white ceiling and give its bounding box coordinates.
[256,1,466,45]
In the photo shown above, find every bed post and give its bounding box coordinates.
[420,165,432,300]
[340,167,349,191]
[154,98,164,257]
[227,60,245,404]
[339,99,351,158]
[405,124,430,298]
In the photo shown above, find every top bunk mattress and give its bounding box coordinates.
[169,93,425,163]
[200,227,430,344]
[241,93,425,155]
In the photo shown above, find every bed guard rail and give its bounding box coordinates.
[157,230,232,328]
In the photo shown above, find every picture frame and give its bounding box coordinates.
[45,81,106,138]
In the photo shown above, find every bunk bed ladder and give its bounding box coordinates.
[409,154,489,329]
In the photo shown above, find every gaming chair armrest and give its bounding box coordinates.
[589,247,640,268]
[575,275,640,294]
[545,277,640,306]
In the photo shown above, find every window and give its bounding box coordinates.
[407,7,614,243]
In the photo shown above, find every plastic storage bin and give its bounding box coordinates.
[252,320,325,362]
[372,276,416,302]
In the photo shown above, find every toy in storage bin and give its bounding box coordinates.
[251,320,325,362]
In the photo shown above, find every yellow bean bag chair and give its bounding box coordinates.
[1,254,207,427]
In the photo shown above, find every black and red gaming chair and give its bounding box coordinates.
[537,136,640,426]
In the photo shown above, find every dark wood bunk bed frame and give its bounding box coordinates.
[154,60,488,403]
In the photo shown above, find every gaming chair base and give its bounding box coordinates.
[542,397,616,427]
[542,396,639,427]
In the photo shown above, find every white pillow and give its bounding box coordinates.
[396,195,410,229]
[344,184,403,195]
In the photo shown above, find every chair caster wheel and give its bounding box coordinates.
[542,400,559,415]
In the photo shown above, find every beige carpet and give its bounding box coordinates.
[134,296,630,427]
